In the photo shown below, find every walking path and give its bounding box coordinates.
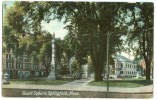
[2,78,153,93]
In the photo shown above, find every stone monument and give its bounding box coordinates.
[47,34,56,80]
[2,73,10,84]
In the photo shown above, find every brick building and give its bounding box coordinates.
[2,48,46,79]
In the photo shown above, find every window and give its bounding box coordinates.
[35,64,37,69]
[16,63,20,69]
[120,71,123,74]
[133,65,134,69]
[12,62,14,68]
[32,64,34,69]
[20,64,23,69]
[6,54,8,59]
[25,63,27,68]
[37,64,39,69]
[28,64,30,69]
[24,59,27,62]
[6,62,8,68]
[9,63,11,68]
[9,55,11,59]
[121,63,123,68]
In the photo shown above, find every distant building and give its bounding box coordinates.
[82,64,88,78]
[113,55,137,78]
[2,33,47,79]
[2,48,46,79]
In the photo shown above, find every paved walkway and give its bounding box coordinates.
[2,78,153,93]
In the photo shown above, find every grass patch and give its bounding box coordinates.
[10,79,74,85]
[88,80,153,88]
[122,76,146,80]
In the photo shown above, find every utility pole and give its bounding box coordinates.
[106,32,111,92]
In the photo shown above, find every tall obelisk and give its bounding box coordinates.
[47,34,56,80]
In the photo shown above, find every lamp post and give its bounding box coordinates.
[106,32,111,92]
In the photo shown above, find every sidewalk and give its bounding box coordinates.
[2,79,153,93]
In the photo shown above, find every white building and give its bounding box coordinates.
[113,55,137,78]
[82,64,88,78]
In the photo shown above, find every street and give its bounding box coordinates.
[2,78,153,98]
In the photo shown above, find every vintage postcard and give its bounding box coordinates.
[1,0,154,98]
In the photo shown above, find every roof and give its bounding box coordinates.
[114,55,133,62]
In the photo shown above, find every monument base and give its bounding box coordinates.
[2,80,10,85]
[47,70,56,80]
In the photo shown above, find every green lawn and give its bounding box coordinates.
[122,76,146,80]
[10,79,73,85]
[88,80,153,88]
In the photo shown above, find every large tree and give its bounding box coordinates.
[123,3,153,80]
[4,1,132,81]
[50,2,125,81]
[3,2,54,76]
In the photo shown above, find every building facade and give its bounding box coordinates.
[2,33,45,79]
[2,49,46,79]
[114,55,137,78]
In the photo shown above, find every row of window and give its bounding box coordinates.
[125,64,136,69]
[6,54,13,59]
[6,62,39,70]
[6,62,14,69]
[125,71,136,75]
[17,58,30,62]
[6,54,32,62]
[16,63,39,69]
[116,63,136,69]
[120,71,137,75]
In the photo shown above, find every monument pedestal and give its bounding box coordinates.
[47,69,56,80]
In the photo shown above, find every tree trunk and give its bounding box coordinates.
[93,62,103,82]
[145,61,151,80]
[45,66,49,77]
[152,65,153,79]
[88,36,104,82]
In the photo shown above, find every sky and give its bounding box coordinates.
[41,20,68,39]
